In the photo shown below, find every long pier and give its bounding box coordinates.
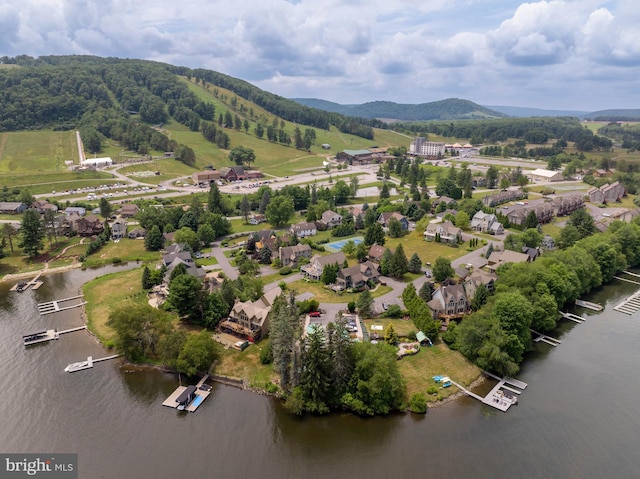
[613,276,640,285]
[530,329,562,346]
[38,295,87,315]
[64,354,120,373]
[58,325,87,335]
[558,311,585,323]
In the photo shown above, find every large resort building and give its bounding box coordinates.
[409,137,445,158]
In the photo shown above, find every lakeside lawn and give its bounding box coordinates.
[215,340,278,388]
[397,342,481,401]
[83,267,149,343]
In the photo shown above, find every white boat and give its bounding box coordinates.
[64,356,93,373]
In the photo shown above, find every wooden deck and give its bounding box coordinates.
[531,329,562,346]
[450,372,528,412]
[559,311,585,323]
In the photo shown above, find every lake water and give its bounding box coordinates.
[1,265,639,478]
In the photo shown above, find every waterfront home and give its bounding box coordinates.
[486,250,530,272]
[427,284,470,321]
[110,218,127,240]
[220,288,283,341]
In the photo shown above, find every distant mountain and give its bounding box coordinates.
[292,98,507,121]
[585,109,640,121]
[484,105,588,119]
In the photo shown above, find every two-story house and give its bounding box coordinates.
[470,211,504,235]
[278,244,312,267]
[424,221,462,244]
[289,221,318,238]
[301,252,346,280]
[319,210,342,229]
[377,212,409,230]
[336,261,380,290]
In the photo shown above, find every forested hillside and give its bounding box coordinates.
[0,55,378,165]
[293,98,506,121]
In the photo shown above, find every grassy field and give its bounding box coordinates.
[116,158,197,185]
[0,130,79,173]
[385,231,474,265]
[286,280,392,304]
[83,267,148,343]
[364,318,417,337]
[397,342,481,400]
[82,239,159,268]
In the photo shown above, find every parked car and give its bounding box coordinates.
[309,311,321,317]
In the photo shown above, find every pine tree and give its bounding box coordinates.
[142,266,152,289]
[208,182,223,214]
[384,323,399,345]
[390,243,409,279]
[145,225,163,251]
[18,209,44,258]
[419,281,432,302]
[408,252,422,274]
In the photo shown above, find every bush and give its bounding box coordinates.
[263,382,278,394]
[259,343,273,364]
[347,302,356,313]
[111,257,122,264]
[279,266,292,275]
[408,392,427,414]
[427,386,438,395]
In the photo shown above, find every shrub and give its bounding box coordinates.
[279,266,292,275]
[263,382,278,394]
[111,257,122,264]
[427,386,438,395]
[259,343,273,364]
[347,302,356,313]
[408,392,427,414]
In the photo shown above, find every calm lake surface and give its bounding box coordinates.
[1,265,639,479]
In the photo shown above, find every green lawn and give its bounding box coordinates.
[116,158,198,184]
[286,280,392,304]
[215,339,278,388]
[82,239,160,268]
[0,130,79,173]
[385,231,472,265]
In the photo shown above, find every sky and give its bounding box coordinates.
[1,0,639,111]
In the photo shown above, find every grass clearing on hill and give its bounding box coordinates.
[0,130,79,173]
[82,239,159,268]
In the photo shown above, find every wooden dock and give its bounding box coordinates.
[162,374,212,413]
[530,329,562,346]
[38,295,87,315]
[613,284,640,315]
[58,325,87,335]
[559,311,585,323]
[10,272,44,292]
[613,276,640,285]
[575,299,603,311]
[449,373,528,412]
[64,354,120,373]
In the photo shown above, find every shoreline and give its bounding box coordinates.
[1,263,83,282]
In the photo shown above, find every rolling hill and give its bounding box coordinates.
[292,98,507,121]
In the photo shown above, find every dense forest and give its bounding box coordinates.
[393,117,613,151]
[0,54,377,155]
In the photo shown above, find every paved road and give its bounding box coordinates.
[209,243,238,280]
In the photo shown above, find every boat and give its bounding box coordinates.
[64,356,93,373]
[15,282,28,292]
[23,329,58,346]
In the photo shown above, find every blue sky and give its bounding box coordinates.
[1,0,639,111]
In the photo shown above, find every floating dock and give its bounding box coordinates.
[10,273,44,292]
[162,374,212,412]
[38,295,87,315]
[614,288,640,315]
[530,329,562,347]
[559,311,585,323]
[575,299,603,311]
[449,372,527,412]
[64,354,120,373]
[23,329,59,346]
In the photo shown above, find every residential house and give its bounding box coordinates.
[119,204,139,218]
[424,220,462,244]
[64,206,86,217]
[463,270,497,301]
[431,196,455,210]
[32,200,58,214]
[522,246,540,262]
[336,261,380,290]
[162,232,175,244]
[301,252,347,280]
[552,192,585,216]
[252,229,275,242]
[435,209,458,221]
[110,219,127,240]
[368,244,388,263]
[219,288,283,341]
[162,248,205,281]
[278,244,312,267]
[377,212,409,230]
[588,181,625,204]
[318,210,342,229]
[427,284,469,321]
[0,202,27,214]
[128,227,146,239]
[470,211,504,235]
[75,215,104,236]
[503,200,554,227]
[289,222,317,238]
[486,250,530,272]
[482,189,526,207]
[248,214,266,225]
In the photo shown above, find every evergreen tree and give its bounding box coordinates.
[260,246,272,264]
[99,197,112,218]
[356,290,374,317]
[379,182,390,199]
[240,195,251,223]
[380,248,393,276]
[208,182,223,214]
[270,294,297,388]
[142,266,152,289]
[18,209,44,258]
[258,190,271,214]
[419,281,432,302]
[384,323,399,345]
[471,283,489,311]
[326,315,353,404]
[524,210,539,229]
[389,243,409,279]
[299,324,331,413]
[408,252,422,274]
[145,225,164,251]
[2,223,17,253]
[364,223,385,246]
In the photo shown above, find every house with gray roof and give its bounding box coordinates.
[301,252,347,280]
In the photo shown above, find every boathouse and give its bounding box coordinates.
[176,385,197,407]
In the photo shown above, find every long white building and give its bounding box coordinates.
[409,137,445,157]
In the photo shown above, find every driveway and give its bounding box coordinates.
[209,243,238,280]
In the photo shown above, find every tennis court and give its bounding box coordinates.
[324,236,364,253]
